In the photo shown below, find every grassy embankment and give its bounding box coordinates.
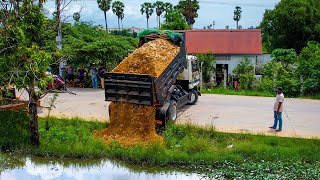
[32,117,320,178]
[201,87,320,100]
[1,111,320,178]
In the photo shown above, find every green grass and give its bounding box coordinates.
[299,94,320,100]
[201,87,274,97]
[2,116,320,178]
[201,87,320,100]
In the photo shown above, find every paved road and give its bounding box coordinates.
[20,88,320,139]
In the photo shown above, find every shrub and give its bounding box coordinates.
[233,58,255,90]
[0,110,31,150]
[257,78,274,93]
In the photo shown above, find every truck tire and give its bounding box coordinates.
[167,100,178,123]
[188,90,198,105]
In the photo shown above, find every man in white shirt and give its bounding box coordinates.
[269,87,284,132]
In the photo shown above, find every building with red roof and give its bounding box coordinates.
[183,29,263,86]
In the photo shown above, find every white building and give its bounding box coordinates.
[184,29,264,85]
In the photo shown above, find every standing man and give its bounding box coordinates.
[269,87,285,132]
[98,64,106,89]
[89,65,98,89]
[78,65,86,88]
[66,64,75,87]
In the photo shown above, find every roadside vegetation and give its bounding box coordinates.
[201,87,274,97]
[1,111,319,178]
[201,45,320,100]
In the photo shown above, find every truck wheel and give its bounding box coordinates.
[167,100,178,123]
[188,90,198,105]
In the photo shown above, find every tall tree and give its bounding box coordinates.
[97,0,112,32]
[0,0,58,146]
[161,9,190,30]
[163,2,173,15]
[176,0,199,29]
[112,1,125,31]
[120,13,124,29]
[73,12,80,22]
[140,2,154,29]
[233,6,242,29]
[260,0,320,53]
[153,1,164,29]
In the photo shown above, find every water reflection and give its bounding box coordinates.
[1,156,204,180]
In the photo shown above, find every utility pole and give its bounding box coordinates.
[56,0,64,78]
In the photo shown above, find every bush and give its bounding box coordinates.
[0,110,31,150]
[233,58,255,90]
[257,78,274,93]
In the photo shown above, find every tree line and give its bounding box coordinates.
[0,0,137,145]
[95,0,200,30]
[257,0,320,97]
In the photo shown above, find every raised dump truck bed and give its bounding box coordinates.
[104,32,199,127]
[104,36,187,107]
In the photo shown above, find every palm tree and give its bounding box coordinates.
[140,2,154,29]
[153,1,164,29]
[97,0,112,32]
[112,1,125,31]
[73,12,80,22]
[176,0,199,29]
[120,13,124,29]
[233,6,242,29]
[163,2,173,15]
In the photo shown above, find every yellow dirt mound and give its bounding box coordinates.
[112,38,179,77]
[96,38,179,146]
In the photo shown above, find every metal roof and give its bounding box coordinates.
[184,29,262,55]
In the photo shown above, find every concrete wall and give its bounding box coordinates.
[257,54,272,65]
[215,55,257,75]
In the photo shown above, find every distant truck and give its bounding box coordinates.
[104,32,200,128]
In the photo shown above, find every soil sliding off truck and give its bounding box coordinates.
[104,31,200,128]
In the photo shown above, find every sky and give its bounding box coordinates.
[44,0,281,29]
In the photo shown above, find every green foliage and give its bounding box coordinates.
[233,6,242,29]
[260,0,320,52]
[233,58,255,90]
[37,117,108,158]
[154,1,165,28]
[297,41,320,95]
[271,48,297,70]
[112,1,125,30]
[73,12,80,22]
[201,87,274,97]
[176,0,200,28]
[161,9,190,30]
[110,29,137,38]
[0,110,31,150]
[197,50,215,84]
[260,49,300,97]
[141,2,154,28]
[2,117,320,178]
[0,1,55,92]
[97,0,112,30]
[61,22,138,68]
[256,78,274,93]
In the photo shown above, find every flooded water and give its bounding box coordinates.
[0,154,206,180]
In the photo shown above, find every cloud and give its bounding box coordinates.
[44,0,280,29]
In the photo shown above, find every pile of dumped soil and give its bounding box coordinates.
[112,38,180,77]
[96,38,179,146]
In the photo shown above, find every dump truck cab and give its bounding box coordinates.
[104,31,200,129]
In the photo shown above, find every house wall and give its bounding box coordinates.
[257,54,272,65]
[215,55,257,75]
